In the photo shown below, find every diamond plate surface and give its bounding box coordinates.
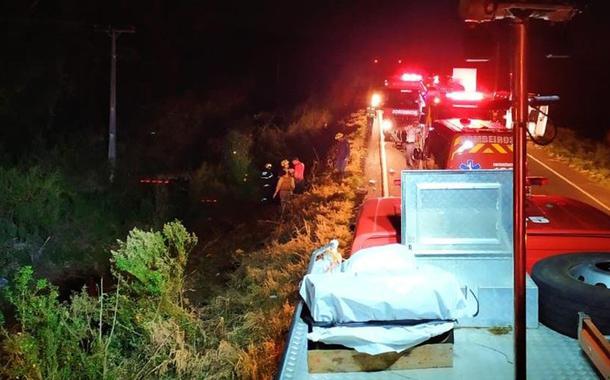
[401,170,513,256]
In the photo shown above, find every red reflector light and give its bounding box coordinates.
[139,178,171,185]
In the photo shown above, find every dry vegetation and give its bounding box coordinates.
[539,128,610,184]
[195,111,368,379]
[0,110,369,380]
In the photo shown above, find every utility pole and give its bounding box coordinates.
[100,26,135,182]
[512,16,528,380]
[459,2,579,379]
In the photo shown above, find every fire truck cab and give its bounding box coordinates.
[424,118,513,170]
[377,73,427,147]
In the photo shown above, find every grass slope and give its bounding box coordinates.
[196,111,368,379]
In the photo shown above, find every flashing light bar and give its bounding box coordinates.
[446,91,484,102]
[400,73,423,82]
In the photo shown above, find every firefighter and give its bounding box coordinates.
[280,159,290,173]
[292,157,305,193]
[260,163,274,203]
[404,124,420,169]
[273,165,295,213]
[332,132,350,180]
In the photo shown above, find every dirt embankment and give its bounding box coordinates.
[187,111,369,379]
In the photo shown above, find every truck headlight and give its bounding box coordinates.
[371,93,382,108]
[382,119,393,131]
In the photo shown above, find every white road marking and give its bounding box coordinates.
[527,153,610,213]
[377,110,390,197]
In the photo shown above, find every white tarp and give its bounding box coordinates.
[300,243,469,354]
[300,266,468,324]
[341,243,416,275]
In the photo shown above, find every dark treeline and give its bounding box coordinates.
[2,0,607,162]
[0,0,608,283]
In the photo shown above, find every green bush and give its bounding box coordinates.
[221,129,258,200]
[0,162,156,283]
[0,166,70,277]
[111,221,197,298]
[1,266,103,380]
[1,221,207,380]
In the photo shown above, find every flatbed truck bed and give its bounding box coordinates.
[278,301,602,379]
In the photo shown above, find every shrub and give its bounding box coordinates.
[1,221,207,380]
[196,110,368,379]
[0,266,103,380]
[221,129,258,200]
[0,166,70,277]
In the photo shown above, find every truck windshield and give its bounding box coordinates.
[384,89,420,109]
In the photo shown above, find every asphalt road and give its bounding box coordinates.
[365,115,610,214]
[363,113,417,198]
[527,144,610,214]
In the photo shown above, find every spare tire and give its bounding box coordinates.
[531,252,610,338]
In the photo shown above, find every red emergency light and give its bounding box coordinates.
[400,73,423,82]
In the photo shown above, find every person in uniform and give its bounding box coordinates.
[260,163,274,203]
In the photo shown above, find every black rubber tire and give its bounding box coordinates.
[531,252,610,338]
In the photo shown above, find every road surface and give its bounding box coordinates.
[527,143,610,214]
[365,114,610,214]
[364,113,417,198]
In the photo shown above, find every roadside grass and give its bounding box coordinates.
[196,111,368,379]
[0,110,369,380]
[539,128,610,184]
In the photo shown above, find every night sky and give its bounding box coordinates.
[1,0,608,154]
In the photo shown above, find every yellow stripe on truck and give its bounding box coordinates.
[464,143,512,155]
[470,143,484,153]
[492,144,507,154]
